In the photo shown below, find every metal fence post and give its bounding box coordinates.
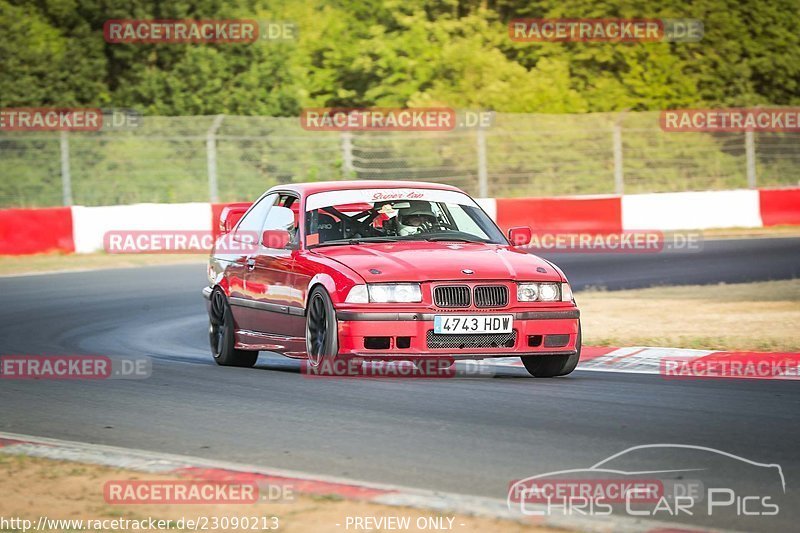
[612,123,624,195]
[59,131,73,206]
[206,115,225,203]
[745,131,757,188]
[341,131,354,178]
[476,127,489,197]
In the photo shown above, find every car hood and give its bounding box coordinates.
[311,242,564,283]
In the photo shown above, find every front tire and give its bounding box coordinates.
[305,286,339,367]
[521,322,581,378]
[208,289,258,367]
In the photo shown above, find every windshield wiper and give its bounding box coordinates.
[311,236,401,248]
[419,235,486,243]
[356,236,403,243]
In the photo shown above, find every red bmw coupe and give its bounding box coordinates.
[204,181,581,377]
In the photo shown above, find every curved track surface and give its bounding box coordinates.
[538,235,800,290]
[1,237,799,532]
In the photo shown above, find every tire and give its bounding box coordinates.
[521,322,582,378]
[305,286,339,367]
[208,289,258,367]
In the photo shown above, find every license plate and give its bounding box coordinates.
[433,314,513,334]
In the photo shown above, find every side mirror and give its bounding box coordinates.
[219,205,248,234]
[508,226,532,246]
[262,229,291,249]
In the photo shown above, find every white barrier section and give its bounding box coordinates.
[621,190,763,230]
[475,198,497,220]
[72,203,212,253]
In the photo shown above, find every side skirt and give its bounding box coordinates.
[234,329,306,357]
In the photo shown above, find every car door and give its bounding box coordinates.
[242,193,305,344]
[225,193,277,332]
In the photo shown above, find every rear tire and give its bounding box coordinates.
[521,322,581,378]
[208,289,258,367]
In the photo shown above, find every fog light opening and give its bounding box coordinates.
[528,335,543,347]
[364,336,391,350]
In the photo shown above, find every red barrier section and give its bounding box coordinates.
[211,203,230,239]
[759,188,800,226]
[211,202,251,238]
[495,196,622,234]
[580,346,619,361]
[0,207,74,254]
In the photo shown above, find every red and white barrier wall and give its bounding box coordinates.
[0,207,75,255]
[71,203,212,253]
[0,188,798,255]
[488,187,800,233]
[621,190,763,230]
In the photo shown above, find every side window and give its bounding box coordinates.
[446,203,488,239]
[261,194,300,249]
[234,193,278,242]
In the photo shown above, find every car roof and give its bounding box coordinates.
[268,180,465,196]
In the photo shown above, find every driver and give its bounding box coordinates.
[396,202,438,236]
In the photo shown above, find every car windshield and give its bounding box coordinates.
[305,188,507,247]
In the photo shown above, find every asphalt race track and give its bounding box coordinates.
[1,237,799,532]
[537,236,800,290]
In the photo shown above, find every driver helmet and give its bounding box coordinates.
[396,202,437,236]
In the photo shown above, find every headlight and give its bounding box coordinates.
[538,283,560,301]
[517,283,539,302]
[517,282,564,302]
[367,283,422,303]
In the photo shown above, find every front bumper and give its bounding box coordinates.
[336,308,579,360]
